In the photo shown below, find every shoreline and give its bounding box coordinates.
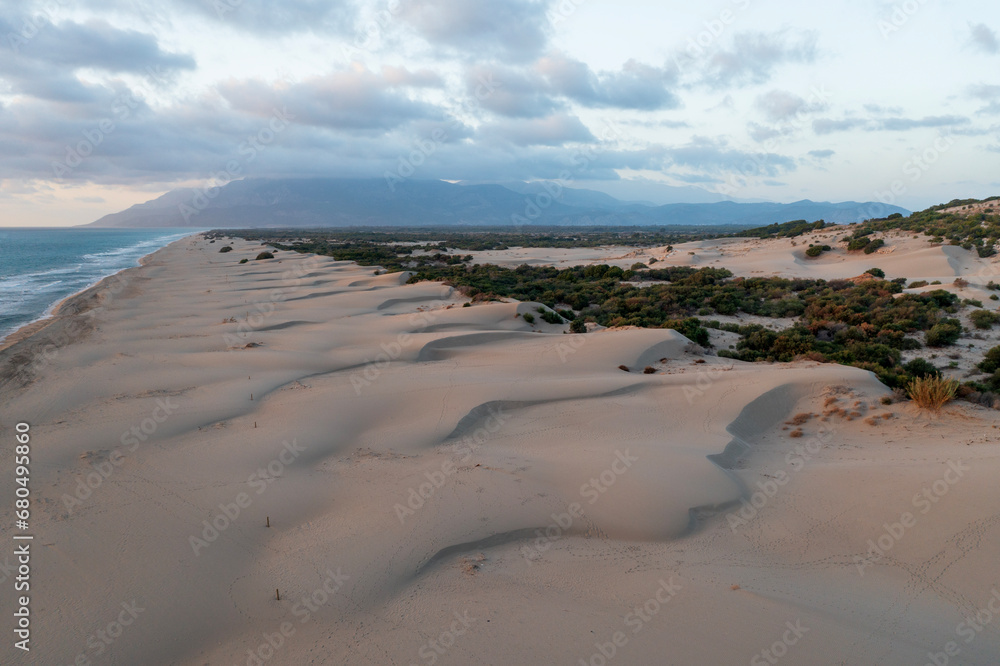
[0,232,201,355]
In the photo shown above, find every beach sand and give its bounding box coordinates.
[1,234,999,665]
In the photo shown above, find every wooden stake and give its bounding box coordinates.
[276,588,280,601]
[266,516,270,527]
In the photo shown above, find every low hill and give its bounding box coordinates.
[86,178,909,228]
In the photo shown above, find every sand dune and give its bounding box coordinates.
[1,235,999,665]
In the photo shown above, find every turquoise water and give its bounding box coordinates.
[0,228,196,341]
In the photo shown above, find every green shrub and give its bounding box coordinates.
[255,251,274,260]
[903,358,941,379]
[979,346,1000,373]
[219,246,233,253]
[863,239,886,254]
[907,376,958,410]
[847,237,872,251]
[805,245,825,257]
[865,268,885,278]
[925,319,962,347]
[539,309,564,324]
[908,280,928,288]
[239,258,248,264]
[570,319,586,334]
[522,313,535,324]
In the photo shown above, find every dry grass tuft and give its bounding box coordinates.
[789,429,804,438]
[907,376,959,410]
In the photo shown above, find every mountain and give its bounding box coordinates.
[86,178,910,228]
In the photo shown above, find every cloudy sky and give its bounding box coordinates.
[1,0,999,226]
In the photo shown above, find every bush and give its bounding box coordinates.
[908,280,928,289]
[570,319,586,334]
[631,262,648,270]
[907,376,958,410]
[255,251,274,260]
[903,358,941,379]
[219,246,233,253]
[863,239,885,254]
[239,258,248,264]
[805,245,825,257]
[847,237,872,251]
[539,309,564,325]
[618,365,630,372]
[522,313,535,324]
[971,309,1000,329]
[643,366,656,374]
[865,268,885,278]
[979,346,1000,373]
[925,319,962,347]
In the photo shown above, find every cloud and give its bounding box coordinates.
[464,65,561,118]
[969,22,999,54]
[875,115,970,131]
[538,54,680,110]
[664,136,796,177]
[970,84,1000,114]
[808,149,835,159]
[466,54,679,119]
[398,0,550,62]
[755,90,824,123]
[812,114,970,134]
[10,19,195,73]
[218,65,445,131]
[0,13,194,103]
[697,31,818,89]
[481,113,595,146]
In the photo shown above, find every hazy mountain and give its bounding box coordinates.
[87,178,909,228]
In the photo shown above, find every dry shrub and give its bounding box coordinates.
[824,396,839,407]
[618,365,630,372]
[864,416,881,426]
[789,429,804,438]
[786,413,813,426]
[907,376,959,410]
[643,366,657,374]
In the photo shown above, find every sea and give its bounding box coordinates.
[0,228,197,343]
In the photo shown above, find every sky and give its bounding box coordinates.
[1,0,999,226]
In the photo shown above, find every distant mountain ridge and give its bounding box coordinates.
[86,178,910,228]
